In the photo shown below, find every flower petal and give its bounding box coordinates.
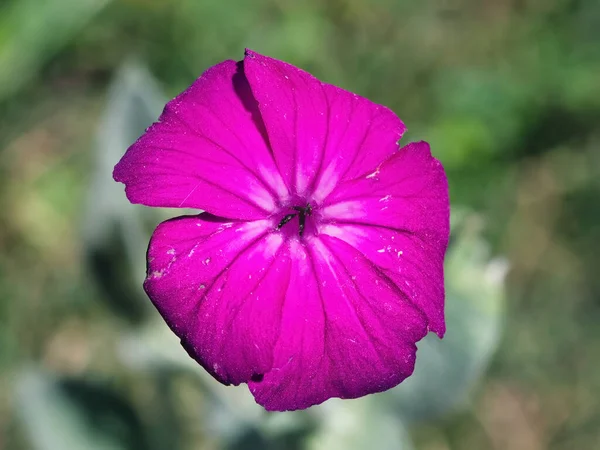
[310,84,406,203]
[243,50,405,200]
[114,60,287,220]
[249,236,428,411]
[319,141,449,336]
[243,50,328,196]
[144,214,291,385]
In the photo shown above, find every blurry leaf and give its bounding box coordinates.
[174,1,262,75]
[119,322,314,449]
[83,60,166,324]
[387,211,507,422]
[227,429,273,450]
[0,0,111,100]
[226,425,310,450]
[429,69,528,167]
[256,8,332,65]
[117,321,266,442]
[307,398,414,450]
[15,370,150,450]
[427,116,495,168]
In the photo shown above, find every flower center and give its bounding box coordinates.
[276,203,314,237]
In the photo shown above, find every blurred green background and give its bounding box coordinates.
[1,0,599,449]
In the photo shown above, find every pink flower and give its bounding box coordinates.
[114,50,449,411]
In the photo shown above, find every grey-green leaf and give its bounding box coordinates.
[15,370,147,450]
[387,212,507,422]
[0,0,112,100]
[82,60,166,324]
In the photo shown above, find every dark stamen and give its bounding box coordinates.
[298,211,306,236]
[277,204,312,236]
[293,204,312,237]
[277,213,296,229]
[292,204,312,215]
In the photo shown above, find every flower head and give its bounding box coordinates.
[114,50,449,411]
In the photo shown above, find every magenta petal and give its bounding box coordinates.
[243,50,329,196]
[243,49,405,202]
[144,214,292,385]
[249,237,428,411]
[319,141,449,336]
[115,50,450,412]
[311,84,406,203]
[114,60,287,220]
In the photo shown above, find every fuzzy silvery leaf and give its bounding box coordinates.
[387,211,506,421]
[83,61,166,323]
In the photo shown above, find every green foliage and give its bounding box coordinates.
[389,211,506,422]
[83,60,166,324]
[1,0,599,449]
[0,0,112,100]
[16,371,147,450]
